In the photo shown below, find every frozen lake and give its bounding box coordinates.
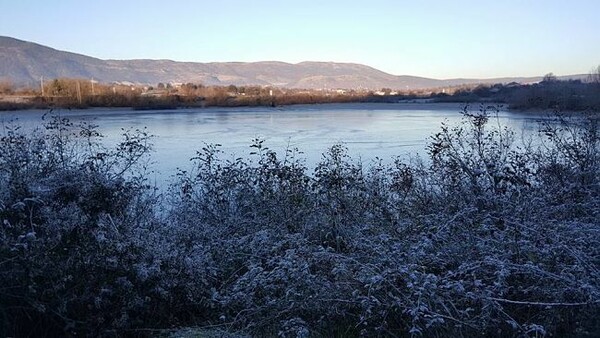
[1,103,548,181]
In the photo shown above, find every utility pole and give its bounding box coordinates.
[91,78,95,95]
[76,81,82,104]
[40,76,44,97]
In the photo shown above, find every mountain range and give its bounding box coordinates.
[0,36,586,90]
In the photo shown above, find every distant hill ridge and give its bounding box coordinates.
[0,36,586,89]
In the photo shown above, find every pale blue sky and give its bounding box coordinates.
[1,0,598,79]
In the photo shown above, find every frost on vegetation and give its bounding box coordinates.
[1,107,599,337]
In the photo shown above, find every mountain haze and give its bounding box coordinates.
[0,36,585,89]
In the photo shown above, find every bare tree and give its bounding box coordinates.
[542,72,558,83]
[587,65,600,84]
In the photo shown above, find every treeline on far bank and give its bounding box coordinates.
[1,69,599,111]
[430,72,600,111]
[0,79,369,111]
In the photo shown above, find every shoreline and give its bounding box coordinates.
[0,100,507,114]
[2,93,597,114]
[1,101,593,122]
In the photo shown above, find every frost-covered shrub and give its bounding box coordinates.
[1,107,599,337]
[0,114,181,336]
[169,107,599,336]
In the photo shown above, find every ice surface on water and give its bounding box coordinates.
[0,103,547,180]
